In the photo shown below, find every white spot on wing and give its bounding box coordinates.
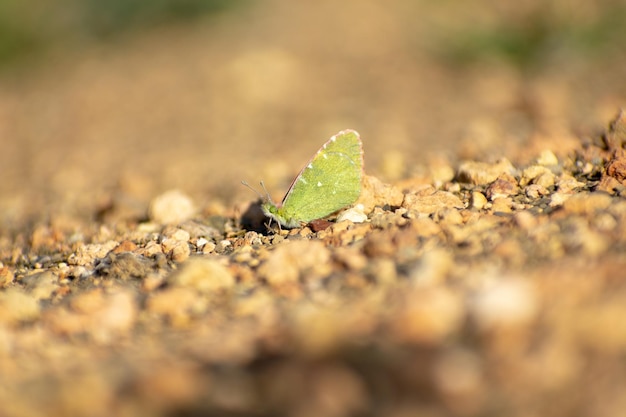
[307,163,313,169]
[299,178,308,184]
[323,154,328,159]
[317,181,322,187]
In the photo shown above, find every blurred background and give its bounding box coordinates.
[1,0,625,231]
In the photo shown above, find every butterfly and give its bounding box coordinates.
[248,130,363,229]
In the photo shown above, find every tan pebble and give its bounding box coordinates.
[0,267,14,287]
[215,240,232,252]
[147,287,206,324]
[113,240,138,253]
[168,257,235,293]
[471,279,537,330]
[90,289,137,341]
[437,209,464,225]
[403,191,464,215]
[169,242,191,262]
[358,174,404,213]
[148,189,196,224]
[525,184,549,199]
[557,174,585,193]
[336,204,368,224]
[67,241,119,266]
[0,288,40,325]
[408,217,442,238]
[561,192,613,215]
[549,192,570,207]
[333,247,368,270]
[410,248,453,286]
[536,149,559,166]
[429,157,456,184]
[513,211,538,230]
[534,172,556,189]
[592,212,617,232]
[390,287,464,344]
[137,240,163,257]
[470,191,488,209]
[367,258,397,285]
[161,226,191,243]
[258,240,331,285]
[491,198,513,213]
[457,158,516,185]
[433,349,485,414]
[22,271,59,300]
[485,178,519,200]
[521,165,551,186]
[202,241,217,254]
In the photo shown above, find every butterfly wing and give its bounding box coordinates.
[279,130,363,224]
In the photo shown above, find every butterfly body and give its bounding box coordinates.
[261,130,363,228]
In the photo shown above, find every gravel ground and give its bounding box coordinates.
[2,1,626,416]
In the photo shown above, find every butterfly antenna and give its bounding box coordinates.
[241,180,264,200]
[259,181,274,204]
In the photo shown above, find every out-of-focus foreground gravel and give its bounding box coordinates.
[2,112,626,417]
[2,1,626,416]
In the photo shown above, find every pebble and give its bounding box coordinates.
[0,267,14,287]
[0,288,41,325]
[485,177,519,200]
[403,190,464,215]
[336,204,368,224]
[536,149,559,166]
[561,192,613,215]
[146,287,207,325]
[168,257,235,293]
[148,189,196,224]
[389,287,464,344]
[457,158,516,185]
[22,271,59,300]
[470,278,537,330]
[470,191,488,210]
[68,241,119,266]
[257,240,331,285]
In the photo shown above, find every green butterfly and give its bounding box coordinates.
[260,129,363,229]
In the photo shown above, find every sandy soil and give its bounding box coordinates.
[1,1,626,416]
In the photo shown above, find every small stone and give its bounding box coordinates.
[146,287,206,325]
[258,240,331,285]
[148,189,196,224]
[169,241,191,262]
[0,288,40,325]
[535,172,556,189]
[22,271,59,300]
[491,197,513,213]
[549,192,570,208]
[403,190,464,215]
[470,278,537,330]
[525,184,549,199]
[389,287,464,344]
[168,257,235,293]
[561,192,613,215]
[202,241,217,254]
[470,192,488,210]
[457,158,516,185]
[68,241,119,266]
[0,267,14,287]
[557,174,585,194]
[520,165,551,187]
[137,240,163,258]
[536,149,559,166]
[485,178,519,200]
[358,174,404,212]
[112,240,138,254]
[513,211,538,231]
[336,204,368,224]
